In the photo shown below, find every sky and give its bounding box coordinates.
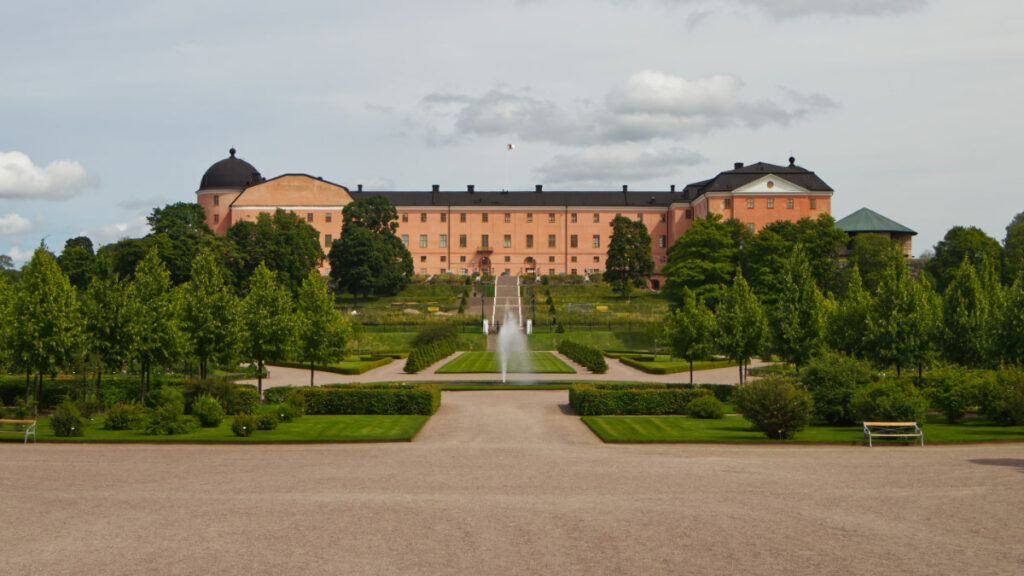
[2,0,1022,264]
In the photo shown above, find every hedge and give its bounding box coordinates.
[568,383,713,415]
[298,384,440,415]
[403,338,458,373]
[558,340,608,373]
[276,356,394,375]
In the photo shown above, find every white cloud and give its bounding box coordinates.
[7,245,34,265]
[0,151,99,199]
[80,216,149,247]
[0,213,32,236]
[537,146,704,186]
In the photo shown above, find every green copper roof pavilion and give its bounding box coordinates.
[835,207,916,235]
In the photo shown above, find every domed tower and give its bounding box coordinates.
[196,148,264,234]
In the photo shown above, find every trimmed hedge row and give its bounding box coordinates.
[276,357,394,375]
[569,383,713,415]
[403,338,458,373]
[617,355,671,374]
[298,384,440,415]
[558,340,608,373]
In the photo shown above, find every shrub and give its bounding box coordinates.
[404,338,458,373]
[263,387,296,404]
[799,352,875,425]
[192,394,226,428]
[558,340,608,373]
[686,394,725,419]
[299,384,440,415]
[978,367,1024,425]
[51,398,88,437]
[12,396,36,420]
[104,402,144,430]
[143,387,200,435]
[75,393,103,418]
[733,375,813,440]
[412,321,460,347]
[232,414,257,437]
[233,386,261,415]
[924,365,980,424]
[256,412,279,431]
[272,402,303,423]
[850,378,927,423]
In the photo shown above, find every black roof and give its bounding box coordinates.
[199,148,265,191]
[346,189,685,208]
[681,160,833,200]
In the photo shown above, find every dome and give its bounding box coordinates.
[198,148,264,191]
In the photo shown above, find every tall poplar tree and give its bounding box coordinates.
[128,249,184,401]
[663,287,715,384]
[771,245,825,371]
[240,263,295,397]
[295,269,352,386]
[605,215,654,302]
[1000,274,1024,364]
[716,270,766,384]
[826,265,872,358]
[181,247,239,379]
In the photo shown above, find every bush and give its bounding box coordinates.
[978,367,1024,425]
[184,379,250,414]
[104,402,144,430]
[192,394,226,428]
[256,412,279,431]
[733,375,813,440]
[75,393,103,418]
[412,321,460,347]
[924,365,980,424]
[233,386,261,415]
[686,394,725,419]
[558,340,608,373]
[143,387,200,435]
[232,414,257,437]
[50,398,88,437]
[272,402,303,423]
[299,384,440,415]
[568,383,709,415]
[263,387,296,404]
[799,352,875,425]
[404,338,458,373]
[851,378,927,423]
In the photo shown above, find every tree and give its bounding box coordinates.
[295,269,352,386]
[771,245,825,371]
[8,246,83,403]
[926,226,1003,293]
[1000,274,1024,364]
[741,225,791,306]
[82,254,132,393]
[715,270,766,384]
[1004,212,1024,283]
[733,375,813,440]
[181,247,239,379]
[330,197,413,304]
[128,249,185,401]
[663,214,750,309]
[845,233,904,293]
[147,202,213,237]
[227,208,324,294]
[57,236,97,291]
[240,263,295,397]
[941,259,993,368]
[826,265,872,358]
[866,260,940,376]
[342,194,400,235]
[604,215,654,301]
[662,287,715,384]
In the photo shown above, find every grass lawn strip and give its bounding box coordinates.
[615,355,738,374]
[438,351,575,374]
[582,414,1024,444]
[15,414,429,443]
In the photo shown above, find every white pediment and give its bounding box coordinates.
[732,175,809,195]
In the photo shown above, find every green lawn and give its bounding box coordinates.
[9,414,429,443]
[615,354,738,374]
[582,413,1024,444]
[527,330,651,352]
[437,351,575,374]
[354,331,486,353]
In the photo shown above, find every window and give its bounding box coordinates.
[571,256,577,263]
[213,213,219,224]
[571,213,578,223]
[659,235,666,248]
[548,256,555,263]
[525,234,533,248]
[460,212,467,223]
[548,234,556,248]
[526,213,532,223]
[593,235,600,248]
[402,213,408,222]
[504,256,511,263]
[440,234,447,248]
[307,213,314,222]
[440,255,446,262]
[767,198,774,209]
[549,269,555,275]
[482,213,489,223]
[787,199,794,209]
[593,256,600,263]
[723,199,731,209]
[401,234,409,247]
[504,234,512,248]
[659,214,666,222]
[440,268,447,274]
[420,256,427,263]
[481,234,489,247]
[213,195,219,206]
[747,223,755,233]
[570,234,578,248]
[548,213,556,223]
[440,212,447,223]
[324,234,332,247]
[460,255,466,263]
[593,213,600,223]
[461,268,468,275]
[504,213,511,223]
[420,234,428,248]
[685,209,693,219]
[747,199,755,209]
[420,213,427,222]
[459,234,467,248]
[571,269,577,275]
[325,212,332,223]
[810,198,817,209]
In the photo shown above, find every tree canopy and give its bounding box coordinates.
[329,197,412,303]
[663,214,749,309]
[926,226,1003,292]
[227,208,324,293]
[604,215,654,300]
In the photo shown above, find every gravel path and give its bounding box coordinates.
[2,390,1023,575]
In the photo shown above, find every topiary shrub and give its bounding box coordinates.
[733,375,813,440]
[686,394,725,419]
[978,367,1024,425]
[104,402,144,430]
[51,398,88,437]
[403,338,457,373]
[232,414,257,437]
[192,394,226,428]
[558,340,607,373]
[924,365,981,424]
[255,412,279,431]
[851,377,927,423]
[799,352,875,425]
[143,387,199,435]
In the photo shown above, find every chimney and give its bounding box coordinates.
[467,184,474,193]
[535,184,543,193]
[432,184,439,193]
[789,156,796,167]
[734,162,744,170]
[670,184,676,192]
[357,184,363,192]
[622,185,628,192]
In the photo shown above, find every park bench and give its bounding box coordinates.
[0,419,37,444]
[862,421,923,447]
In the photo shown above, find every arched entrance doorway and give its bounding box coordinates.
[523,256,536,275]
[479,256,491,276]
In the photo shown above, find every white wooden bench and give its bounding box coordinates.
[863,421,923,447]
[0,419,37,444]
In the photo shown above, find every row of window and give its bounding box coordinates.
[398,233,669,250]
[724,198,817,210]
[400,212,669,224]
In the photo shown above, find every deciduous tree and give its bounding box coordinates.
[181,247,239,378]
[128,249,185,401]
[604,215,654,301]
[82,254,132,393]
[926,225,1003,293]
[295,269,352,386]
[942,259,993,368]
[716,270,766,384]
[663,214,750,310]
[771,245,825,371]
[662,287,715,384]
[240,263,295,397]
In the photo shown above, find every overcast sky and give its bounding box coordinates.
[2,0,1022,264]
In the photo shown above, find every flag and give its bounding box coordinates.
[507,144,515,151]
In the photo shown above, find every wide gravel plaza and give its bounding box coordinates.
[2,390,1023,576]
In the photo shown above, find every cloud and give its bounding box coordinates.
[80,216,149,247]
[0,151,99,199]
[118,196,172,211]
[664,0,926,19]
[0,213,32,236]
[7,245,34,266]
[419,71,836,146]
[537,146,704,186]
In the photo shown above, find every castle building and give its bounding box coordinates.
[196,150,834,283]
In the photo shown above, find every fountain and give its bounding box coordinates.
[497,308,529,383]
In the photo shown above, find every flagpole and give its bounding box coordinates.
[504,143,514,191]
